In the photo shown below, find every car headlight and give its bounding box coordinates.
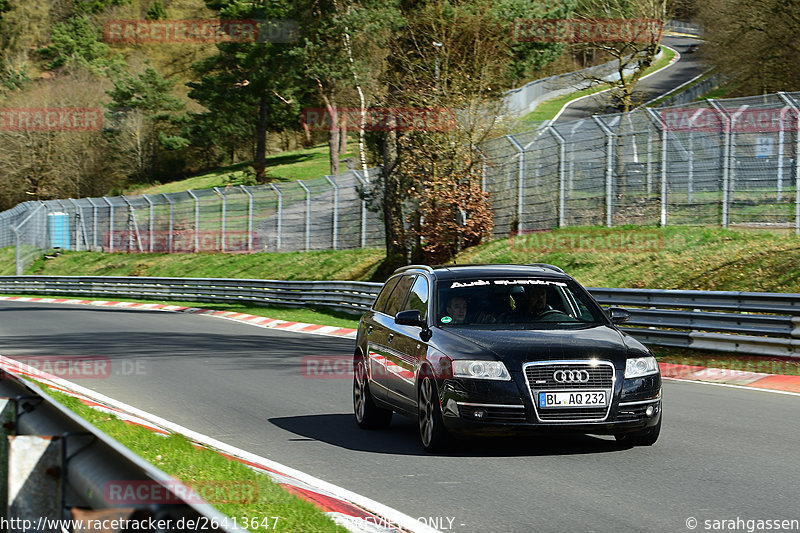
[625,356,659,378]
[452,360,511,381]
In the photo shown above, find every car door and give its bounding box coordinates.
[370,274,416,404]
[385,275,431,412]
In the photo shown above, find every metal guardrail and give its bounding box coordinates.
[0,276,798,357]
[0,364,237,529]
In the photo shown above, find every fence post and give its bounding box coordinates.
[777,92,800,234]
[142,194,154,252]
[505,135,524,232]
[86,198,99,250]
[352,170,368,248]
[646,127,653,195]
[269,183,283,251]
[592,117,614,227]
[548,126,567,227]
[162,194,174,253]
[324,175,339,250]
[68,199,84,252]
[11,202,45,275]
[645,108,669,226]
[213,187,226,252]
[121,196,143,252]
[239,185,254,252]
[298,180,311,252]
[187,189,200,252]
[102,197,114,252]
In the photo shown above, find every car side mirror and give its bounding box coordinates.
[395,310,426,328]
[607,307,630,324]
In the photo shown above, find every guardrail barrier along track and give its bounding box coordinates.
[0,366,236,530]
[1,276,798,358]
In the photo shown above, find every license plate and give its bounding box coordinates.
[539,391,607,408]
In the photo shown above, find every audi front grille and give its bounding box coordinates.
[523,360,616,423]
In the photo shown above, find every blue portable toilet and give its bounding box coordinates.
[48,212,70,250]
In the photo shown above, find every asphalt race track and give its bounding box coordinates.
[554,35,708,123]
[1,301,798,532]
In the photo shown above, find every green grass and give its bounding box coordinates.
[127,143,358,196]
[26,248,385,281]
[455,226,800,293]
[698,81,740,101]
[39,388,348,533]
[521,46,677,122]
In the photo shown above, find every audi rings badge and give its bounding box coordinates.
[553,369,590,383]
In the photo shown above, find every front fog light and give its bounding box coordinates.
[625,356,659,378]
[646,405,655,417]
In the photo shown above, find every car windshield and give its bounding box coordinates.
[436,277,606,329]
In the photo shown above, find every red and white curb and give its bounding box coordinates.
[0,296,358,339]
[0,355,437,533]
[660,363,800,394]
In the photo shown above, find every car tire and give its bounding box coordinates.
[615,415,661,446]
[353,358,392,429]
[418,375,452,453]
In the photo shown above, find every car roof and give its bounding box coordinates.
[393,263,571,281]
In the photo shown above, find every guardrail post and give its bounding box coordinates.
[8,435,62,519]
[240,185,254,252]
[213,187,227,252]
[505,135,525,232]
[352,170,368,248]
[187,189,200,252]
[269,183,283,251]
[298,180,311,251]
[102,197,114,252]
[324,175,339,250]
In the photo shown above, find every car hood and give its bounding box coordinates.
[437,325,629,369]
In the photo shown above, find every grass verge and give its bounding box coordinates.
[37,387,349,533]
[126,142,358,196]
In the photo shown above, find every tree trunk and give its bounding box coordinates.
[321,96,340,175]
[339,122,348,155]
[254,93,268,183]
[382,114,405,259]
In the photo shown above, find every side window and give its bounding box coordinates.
[403,276,429,320]
[373,276,401,313]
[384,275,416,317]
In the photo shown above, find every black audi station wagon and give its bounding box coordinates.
[353,264,662,452]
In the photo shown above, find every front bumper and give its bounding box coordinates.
[439,371,662,436]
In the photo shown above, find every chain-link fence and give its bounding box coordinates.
[482,91,800,239]
[0,168,384,274]
[3,92,800,275]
